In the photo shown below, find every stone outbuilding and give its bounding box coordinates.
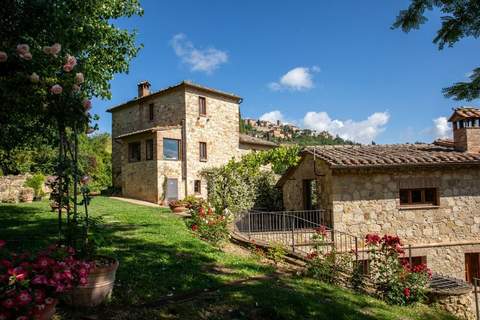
[108,80,276,204]
[277,107,480,282]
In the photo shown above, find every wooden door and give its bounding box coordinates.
[465,253,480,283]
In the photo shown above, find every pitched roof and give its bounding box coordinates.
[448,107,480,122]
[304,144,480,169]
[239,134,278,147]
[433,138,454,148]
[107,81,242,112]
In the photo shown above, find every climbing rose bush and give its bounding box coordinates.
[0,241,91,319]
[366,233,431,305]
[189,203,229,246]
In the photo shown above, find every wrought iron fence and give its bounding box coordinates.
[233,209,358,256]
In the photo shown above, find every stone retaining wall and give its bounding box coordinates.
[0,175,32,203]
[429,291,475,320]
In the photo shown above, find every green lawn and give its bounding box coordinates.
[0,197,457,320]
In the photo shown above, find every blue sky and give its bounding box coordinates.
[92,0,480,144]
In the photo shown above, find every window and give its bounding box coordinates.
[163,138,180,160]
[465,253,480,283]
[199,142,207,161]
[148,104,154,121]
[128,142,141,162]
[146,139,154,160]
[194,180,201,194]
[399,188,439,207]
[303,179,317,210]
[199,96,206,116]
[399,256,427,268]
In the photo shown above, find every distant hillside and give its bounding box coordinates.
[240,118,356,146]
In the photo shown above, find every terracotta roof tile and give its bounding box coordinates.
[239,134,278,147]
[448,107,480,122]
[305,144,480,169]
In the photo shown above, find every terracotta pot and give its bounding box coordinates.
[34,299,57,320]
[64,256,119,307]
[170,205,187,213]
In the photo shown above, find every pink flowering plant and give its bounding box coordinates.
[306,226,354,284]
[365,234,431,305]
[188,203,229,246]
[0,240,90,319]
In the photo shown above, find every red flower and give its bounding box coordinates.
[8,267,28,282]
[207,208,213,215]
[365,234,381,246]
[34,289,46,303]
[0,311,11,320]
[191,225,198,231]
[1,298,15,309]
[31,275,48,285]
[0,240,6,248]
[314,225,328,237]
[16,291,32,306]
[403,287,411,299]
[306,252,318,260]
[198,207,206,217]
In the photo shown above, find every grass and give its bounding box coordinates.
[0,197,457,320]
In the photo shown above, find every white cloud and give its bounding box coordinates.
[432,117,451,139]
[269,66,319,91]
[303,111,390,144]
[170,33,228,73]
[259,110,284,123]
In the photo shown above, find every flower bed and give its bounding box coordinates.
[0,240,91,319]
[187,199,229,246]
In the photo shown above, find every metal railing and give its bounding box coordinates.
[233,209,357,255]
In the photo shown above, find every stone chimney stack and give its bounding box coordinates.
[137,80,151,98]
[448,107,480,153]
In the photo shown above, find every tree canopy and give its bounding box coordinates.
[393,0,480,101]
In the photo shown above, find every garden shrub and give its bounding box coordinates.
[24,173,45,199]
[189,204,229,246]
[306,226,354,284]
[365,234,432,305]
[266,242,286,266]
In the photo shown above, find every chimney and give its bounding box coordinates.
[137,80,151,98]
[449,107,480,153]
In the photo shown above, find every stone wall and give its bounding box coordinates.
[0,175,33,203]
[183,87,240,199]
[429,291,475,320]
[111,89,185,188]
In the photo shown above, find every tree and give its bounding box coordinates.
[0,0,143,158]
[393,1,480,101]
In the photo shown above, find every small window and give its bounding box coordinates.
[163,138,180,160]
[199,97,206,116]
[199,142,207,161]
[399,188,439,207]
[148,104,154,121]
[146,139,154,160]
[128,142,141,162]
[465,253,480,283]
[194,180,201,194]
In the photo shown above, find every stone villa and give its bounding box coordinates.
[108,81,276,204]
[277,107,480,282]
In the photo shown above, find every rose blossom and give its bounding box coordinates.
[16,44,29,55]
[50,43,61,56]
[50,84,63,95]
[0,239,5,248]
[29,72,39,83]
[0,52,7,62]
[65,54,77,67]
[83,99,92,111]
[75,72,84,84]
[20,51,32,60]
[63,63,74,72]
[0,311,10,320]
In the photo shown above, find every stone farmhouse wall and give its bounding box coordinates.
[111,89,185,189]
[183,87,240,199]
[0,175,33,203]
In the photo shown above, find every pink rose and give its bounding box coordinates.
[29,72,39,83]
[65,54,77,67]
[20,52,32,60]
[63,63,73,72]
[75,72,84,84]
[0,52,7,62]
[16,44,29,55]
[83,99,92,111]
[72,84,81,92]
[42,46,52,55]
[50,43,61,56]
[0,240,5,248]
[79,277,88,285]
[50,84,62,95]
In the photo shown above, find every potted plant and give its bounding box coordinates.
[169,199,187,213]
[0,240,91,320]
